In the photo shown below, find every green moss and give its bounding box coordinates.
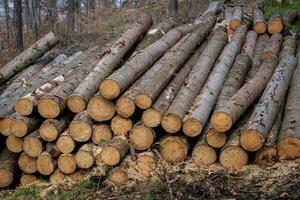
[6,185,42,200]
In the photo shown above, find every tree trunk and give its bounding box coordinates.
[109,167,128,185]
[66,15,151,114]
[92,124,112,145]
[69,111,93,142]
[111,115,133,136]
[241,31,257,58]
[23,130,44,157]
[67,0,76,39]
[268,13,283,34]
[161,29,226,134]
[170,0,178,18]
[230,6,242,30]
[129,123,155,150]
[13,0,23,52]
[57,154,77,174]
[240,55,297,152]
[6,134,24,153]
[0,147,18,188]
[18,152,37,174]
[56,129,77,154]
[10,114,43,137]
[3,0,12,40]
[261,33,283,60]
[47,0,57,32]
[30,0,39,40]
[183,26,247,137]
[0,32,58,84]
[253,7,266,34]
[187,0,199,19]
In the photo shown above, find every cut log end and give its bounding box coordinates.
[6,135,24,153]
[220,146,248,169]
[142,108,162,128]
[101,146,121,166]
[135,93,152,110]
[50,170,65,184]
[75,151,94,169]
[20,174,37,187]
[87,95,115,122]
[67,95,86,113]
[15,98,34,116]
[161,114,182,133]
[159,136,188,164]
[240,130,264,152]
[18,154,37,174]
[268,21,283,34]
[92,124,112,144]
[130,125,154,151]
[230,19,241,30]
[69,120,92,142]
[39,123,59,142]
[37,154,55,175]
[192,144,217,167]
[57,135,76,154]
[0,169,13,188]
[109,168,128,185]
[255,146,278,166]
[70,171,87,182]
[0,118,14,136]
[211,112,232,132]
[182,118,202,137]
[137,153,157,175]
[100,79,121,100]
[111,116,132,136]
[278,137,300,160]
[11,119,28,137]
[116,97,136,118]
[23,136,43,158]
[254,22,267,34]
[58,154,77,174]
[38,98,62,119]
[205,130,227,148]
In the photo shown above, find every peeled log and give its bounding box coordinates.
[66,14,152,114]
[37,152,56,175]
[23,131,44,157]
[20,173,37,187]
[261,33,283,60]
[6,134,24,153]
[0,147,18,188]
[253,8,267,34]
[18,153,37,174]
[111,115,132,136]
[130,124,155,151]
[56,129,76,154]
[92,124,112,145]
[87,93,115,122]
[211,57,279,132]
[142,42,206,128]
[268,13,283,34]
[69,111,93,142]
[10,114,43,137]
[161,29,227,133]
[58,154,77,174]
[183,26,247,137]
[230,6,243,30]
[241,31,257,58]
[0,32,58,84]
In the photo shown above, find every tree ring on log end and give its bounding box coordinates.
[278,137,300,160]
[100,79,120,100]
[192,144,217,167]
[109,167,128,185]
[211,112,232,132]
[0,118,14,136]
[23,136,43,157]
[230,19,241,30]
[58,154,76,174]
[39,123,58,142]
[0,169,13,188]
[57,136,75,154]
[11,119,28,137]
[254,22,267,34]
[255,146,278,166]
[205,129,227,148]
[135,93,152,109]
[220,146,248,169]
[87,95,115,121]
[67,95,86,113]
[182,118,202,137]
[268,20,283,34]
[159,136,188,164]
[240,129,264,152]
[142,108,161,128]
[137,154,157,175]
[161,114,182,133]
[111,116,132,136]
[130,125,154,150]
[101,146,121,166]
[18,154,37,174]
[116,97,136,118]
[75,151,94,169]
[69,120,92,142]
[38,98,62,119]
[15,98,34,116]
[37,154,55,175]
[6,134,24,153]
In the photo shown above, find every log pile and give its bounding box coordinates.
[0,1,300,188]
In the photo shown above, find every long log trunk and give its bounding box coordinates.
[116,14,217,118]
[183,26,247,137]
[23,130,44,157]
[253,7,266,34]
[241,31,257,58]
[261,33,283,60]
[92,124,112,145]
[230,6,242,30]
[65,14,152,114]
[57,154,77,174]
[240,56,297,152]
[0,32,58,84]
[10,114,43,137]
[18,152,37,174]
[268,13,283,34]
[0,147,18,188]
[56,129,77,154]
[6,134,24,153]
[69,111,93,142]
[161,29,227,133]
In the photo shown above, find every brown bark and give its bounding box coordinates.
[20,173,37,187]
[6,134,24,153]
[130,124,155,151]
[36,152,56,175]
[69,111,93,142]
[230,6,243,30]
[23,130,44,158]
[253,7,266,34]
[10,114,43,137]
[87,93,115,122]
[261,33,283,60]
[268,13,283,34]
[111,115,133,136]
[241,31,257,58]
[58,154,77,174]
[18,152,37,174]
[0,147,18,188]
[92,124,112,145]
[56,129,77,154]
[183,26,247,137]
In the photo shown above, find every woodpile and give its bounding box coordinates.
[1,1,300,189]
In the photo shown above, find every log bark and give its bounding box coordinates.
[240,55,297,152]
[141,42,206,128]
[6,134,24,153]
[87,93,115,122]
[116,14,217,118]
[268,13,283,34]
[253,7,266,34]
[241,31,257,58]
[0,32,58,84]
[20,173,37,187]
[161,30,227,133]
[23,130,44,157]
[69,111,93,142]
[92,124,112,145]
[183,26,247,137]
[261,33,283,60]
[279,36,297,60]
[66,14,152,113]
[211,57,279,132]
[0,147,18,188]
[36,151,56,175]
[10,114,43,137]
[230,6,243,30]
[58,154,77,174]
[130,124,155,151]
[18,152,37,174]
[111,115,133,136]
[56,129,76,154]
[282,10,298,25]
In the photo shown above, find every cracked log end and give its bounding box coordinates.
[109,167,128,185]
[87,95,115,121]
[6,134,24,153]
[49,170,65,184]
[255,146,278,166]
[39,123,59,142]
[11,119,28,137]
[15,98,34,116]
[268,20,283,34]
[57,135,76,154]
[240,129,264,152]
[38,98,62,119]
[159,136,188,164]
[18,153,37,174]
[111,116,132,136]
[254,22,267,34]
[0,118,14,136]
[116,97,136,118]
[206,129,227,148]
[230,19,241,30]
[135,93,152,110]
[23,136,43,158]
[75,151,94,169]
[20,173,37,187]
[69,120,92,142]
[278,137,300,160]
[100,79,121,100]
[142,108,162,128]
[211,112,233,132]
[192,144,217,167]
[161,113,182,133]
[182,118,202,137]
[0,169,13,188]
[101,146,121,166]
[220,146,248,169]
[67,95,86,113]
[92,124,112,144]
[130,124,154,151]
[137,153,157,175]
[37,154,55,175]
[58,154,76,174]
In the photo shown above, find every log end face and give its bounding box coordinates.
[135,94,152,110]
[67,95,86,114]
[87,95,115,122]
[116,97,136,118]
[142,108,162,128]
[70,171,87,182]
[23,137,43,158]
[254,22,267,34]
[268,21,283,34]
[39,123,58,142]
[11,119,28,137]
[57,136,76,154]
[130,125,154,151]
[278,137,300,160]
[230,19,241,31]
[69,120,92,142]
[101,146,121,166]
[92,125,112,144]
[0,118,14,136]
[58,154,77,174]
[161,114,182,134]
[6,135,24,153]
[15,99,34,116]
[240,130,264,152]
[206,129,227,148]
[192,144,217,167]
[111,116,132,136]
[20,174,37,187]
[182,118,202,137]
[137,153,157,176]
[211,112,232,133]
[37,154,55,175]
[0,169,13,188]
[38,98,61,119]
[159,136,188,164]
[255,146,278,166]
[109,167,128,185]
[220,146,248,169]
[100,79,120,100]
[18,154,37,174]
[75,151,94,169]
[50,170,65,184]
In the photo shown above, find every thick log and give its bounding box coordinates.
[0,147,18,188]
[183,26,247,137]
[141,42,206,128]
[253,7,266,34]
[240,55,297,152]
[23,130,44,157]
[69,111,93,142]
[49,169,65,184]
[0,32,58,84]
[87,93,115,122]
[116,14,217,118]
[282,10,298,25]
[20,173,37,187]
[109,167,128,185]
[211,57,279,132]
[6,134,24,153]
[241,31,257,58]
[92,124,112,145]
[261,33,283,60]
[57,154,77,174]
[111,115,133,136]
[195,1,221,22]
[136,151,157,176]
[161,29,227,133]
[130,124,155,151]
[66,14,152,114]
[230,6,243,30]
[10,114,43,137]
[18,152,37,174]
[279,36,297,60]
[56,129,76,154]
[0,113,17,136]
[37,151,56,175]
[268,13,283,34]
[75,143,96,169]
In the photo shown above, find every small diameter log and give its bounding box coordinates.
[66,15,152,114]
[111,115,133,136]
[261,33,283,60]
[0,114,16,136]
[109,167,128,185]
[6,134,24,153]
[92,124,112,145]
[39,113,73,142]
[58,154,77,174]
[23,131,44,158]
[56,129,76,154]
[241,31,257,58]
[37,152,56,175]
[161,29,227,133]
[20,173,37,187]
[130,124,155,151]
[183,26,247,137]
[253,7,267,34]
[279,36,296,60]
[87,93,115,122]
[18,152,37,174]
[136,152,157,176]
[0,147,18,188]
[69,111,93,142]
[10,114,43,137]
[159,135,189,164]
[75,143,96,169]
[282,10,298,25]
[240,55,297,152]
[69,171,88,182]
[142,42,206,128]
[0,32,58,84]
[49,169,65,184]
[100,136,129,166]
[268,13,283,34]
[205,129,227,149]
[211,57,279,132]
[230,6,243,30]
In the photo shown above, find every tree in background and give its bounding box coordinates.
[67,0,76,39]
[170,0,178,18]
[3,0,12,41]
[13,0,23,52]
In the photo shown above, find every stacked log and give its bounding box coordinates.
[253,7,266,34]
